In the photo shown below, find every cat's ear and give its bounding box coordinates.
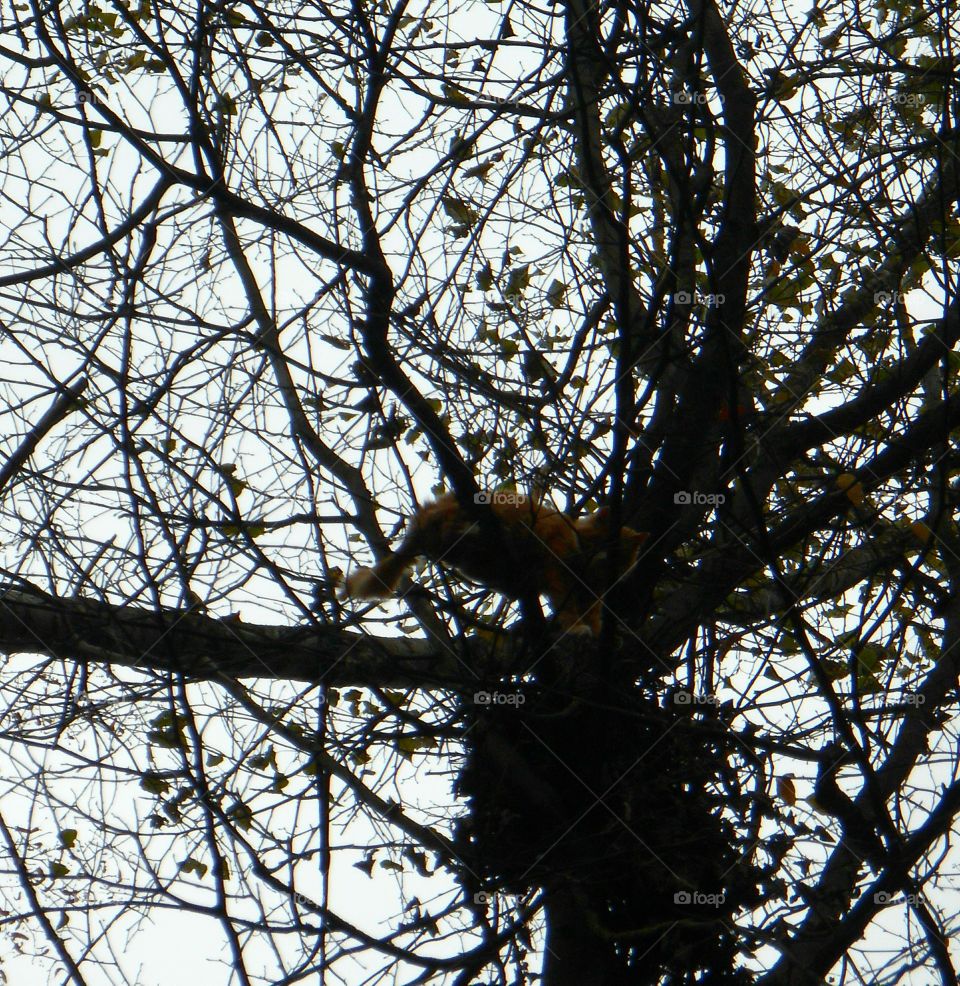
[624,530,649,562]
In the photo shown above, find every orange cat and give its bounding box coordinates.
[343,493,647,634]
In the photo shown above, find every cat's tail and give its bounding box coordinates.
[342,550,414,599]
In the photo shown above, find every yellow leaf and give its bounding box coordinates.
[835,473,865,506]
[441,82,471,105]
[396,736,435,759]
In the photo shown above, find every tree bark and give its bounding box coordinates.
[542,885,619,986]
[0,582,491,687]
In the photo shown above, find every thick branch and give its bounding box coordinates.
[0,583,489,688]
[772,133,960,408]
[649,388,960,654]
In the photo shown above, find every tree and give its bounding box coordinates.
[0,0,958,981]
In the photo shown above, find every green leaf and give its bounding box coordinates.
[147,711,187,749]
[464,160,494,181]
[354,853,376,876]
[856,643,885,673]
[321,332,351,350]
[179,857,209,877]
[249,747,277,771]
[140,773,171,796]
[820,658,847,680]
[227,801,254,831]
[441,195,479,227]
[504,265,530,298]
[546,279,566,308]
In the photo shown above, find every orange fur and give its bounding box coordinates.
[343,493,647,635]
